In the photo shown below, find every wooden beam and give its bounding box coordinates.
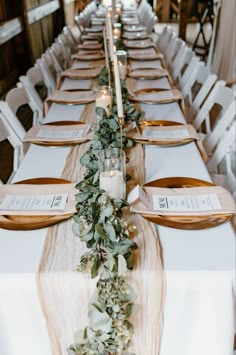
[0,18,23,45]
[27,0,60,25]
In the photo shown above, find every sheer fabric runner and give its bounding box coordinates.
[37,105,165,354]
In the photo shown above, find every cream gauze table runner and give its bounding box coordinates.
[37,102,166,354]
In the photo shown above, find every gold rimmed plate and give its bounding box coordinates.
[140,177,233,230]
[128,120,193,147]
[0,178,75,230]
[31,121,92,147]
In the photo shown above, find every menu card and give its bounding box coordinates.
[36,129,83,140]
[0,193,68,211]
[142,128,190,140]
[152,193,222,212]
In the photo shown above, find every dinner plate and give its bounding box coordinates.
[31,121,92,147]
[128,120,193,147]
[0,178,74,230]
[141,177,232,230]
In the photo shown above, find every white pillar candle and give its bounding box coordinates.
[113,52,124,118]
[113,27,121,39]
[118,61,127,80]
[96,93,112,115]
[100,170,124,199]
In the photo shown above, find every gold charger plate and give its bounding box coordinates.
[0,178,74,230]
[33,121,91,147]
[129,120,193,147]
[141,177,232,230]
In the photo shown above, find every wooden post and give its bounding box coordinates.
[179,0,191,40]
[162,0,170,22]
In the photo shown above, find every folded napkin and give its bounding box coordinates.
[72,51,105,61]
[141,122,207,160]
[128,185,236,216]
[123,25,146,32]
[78,43,103,50]
[57,68,100,88]
[59,79,93,92]
[84,26,103,33]
[122,31,148,40]
[122,19,140,25]
[128,68,172,82]
[23,123,92,144]
[124,39,154,49]
[128,86,186,114]
[0,183,77,216]
[128,47,158,57]
[72,59,104,69]
[129,59,163,71]
[81,33,102,40]
[44,90,94,113]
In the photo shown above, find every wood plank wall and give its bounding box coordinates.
[0,0,85,96]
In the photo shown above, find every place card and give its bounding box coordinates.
[152,193,223,212]
[36,129,84,140]
[0,193,68,211]
[128,185,151,208]
[142,128,190,140]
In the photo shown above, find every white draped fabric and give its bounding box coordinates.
[212,0,236,84]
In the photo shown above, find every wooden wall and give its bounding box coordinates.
[0,0,87,96]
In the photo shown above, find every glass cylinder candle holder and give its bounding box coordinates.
[98,148,126,199]
[94,85,113,115]
[116,50,127,80]
[113,23,121,39]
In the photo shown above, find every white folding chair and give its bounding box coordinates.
[207,119,236,198]
[193,81,235,156]
[172,46,195,84]
[63,26,79,52]
[164,35,184,66]
[0,101,25,141]
[178,55,200,90]
[146,13,158,34]
[0,113,24,183]
[155,25,173,52]
[19,66,49,117]
[52,39,71,70]
[182,61,217,119]
[74,14,85,34]
[42,49,62,84]
[5,86,41,127]
[35,58,55,95]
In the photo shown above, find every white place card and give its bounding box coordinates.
[153,193,222,212]
[0,194,68,211]
[36,129,84,140]
[127,185,151,207]
[142,128,190,140]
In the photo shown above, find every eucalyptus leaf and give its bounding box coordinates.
[76,192,91,203]
[95,224,106,240]
[72,223,79,236]
[125,303,136,318]
[118,254,127,276]
[103,223,116,241]
[88,308,112,333]
[91,255,101,278]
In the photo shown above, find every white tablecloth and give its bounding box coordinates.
[0,72,235,355]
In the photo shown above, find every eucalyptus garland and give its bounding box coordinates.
[69,43,144,355]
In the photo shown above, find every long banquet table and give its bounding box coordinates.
[0,7,235,355]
